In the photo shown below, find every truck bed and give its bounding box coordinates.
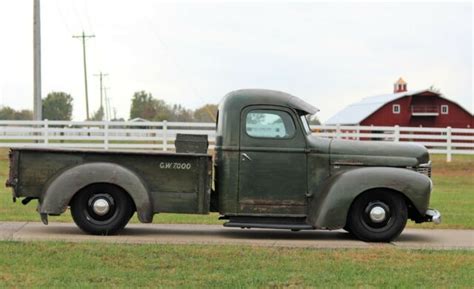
[8,147,213,214]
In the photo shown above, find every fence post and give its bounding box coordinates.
[446,126,452,162]
[44,119,49,144]
[162,120,168,151]
[104,122,109,150]
[336,124,341,139]
[394,125,400,142]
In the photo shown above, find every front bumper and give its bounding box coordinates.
[425,209,442,224]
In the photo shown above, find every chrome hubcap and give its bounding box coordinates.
[369,206,386,223]
[92,198,110,216]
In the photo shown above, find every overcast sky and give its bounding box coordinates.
[0,1,471,121]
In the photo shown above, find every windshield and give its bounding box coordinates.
[300,115,311,135]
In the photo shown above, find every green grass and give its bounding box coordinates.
[408,154,474,229]
[0,149,472,228]
[0,151,472,288]
[0,241,472,288]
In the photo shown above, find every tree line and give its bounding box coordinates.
[0,92,73,121]
[0,90,319,124]
[0,91,218,122]
[129,91,217,122]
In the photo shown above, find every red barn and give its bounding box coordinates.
[326,78,473,128]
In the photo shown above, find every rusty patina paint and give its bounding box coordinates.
[7,89,435,231]
[7,148,212,223]
[214,89,433,227]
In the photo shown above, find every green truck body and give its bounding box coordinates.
[6,89,440,242]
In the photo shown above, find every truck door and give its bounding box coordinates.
[238,106,307,215]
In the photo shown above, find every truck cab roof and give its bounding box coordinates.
[219,89,319,115]
[216,89,319,148]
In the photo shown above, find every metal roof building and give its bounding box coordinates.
[325,78,473,128]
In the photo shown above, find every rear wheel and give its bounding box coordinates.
[346,191,407,242]
[70,184,134,235]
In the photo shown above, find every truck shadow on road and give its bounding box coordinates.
[119,227,432,242]
[23,224,434,244]
[123,227,355,240]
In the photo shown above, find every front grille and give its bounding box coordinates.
[415,164,432,178]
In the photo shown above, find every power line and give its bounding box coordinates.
[103,87,111,121]
[106,88,117,120]
[82,0,94,34]
[73,31,95,120]
[93,72,108,118]
[55,0,73,34]
[72,0,84,31]
[143,13,201,101]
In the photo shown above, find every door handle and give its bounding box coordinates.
[241,153,252,161]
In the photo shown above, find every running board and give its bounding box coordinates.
[224,222,314,230]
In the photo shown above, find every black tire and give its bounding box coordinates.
[343,225,353,235]
[347,190,407,242]
[70,184,134,235]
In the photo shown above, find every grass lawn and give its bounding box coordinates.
[0,241,472,288]
[412,154,474,229]
[0,148,472,228]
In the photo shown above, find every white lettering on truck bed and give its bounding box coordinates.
[159,162,192,170]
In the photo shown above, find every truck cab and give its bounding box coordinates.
[214,89,439,241]
[215,89,322,216]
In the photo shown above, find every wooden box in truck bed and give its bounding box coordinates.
[8,148,212,215]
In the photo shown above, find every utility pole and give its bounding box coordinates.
[33,0,42,120]
[73,31,95,120]
[94,72,108,117]
[103,87,110,121]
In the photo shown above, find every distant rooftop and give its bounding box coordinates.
[325,88,436,125]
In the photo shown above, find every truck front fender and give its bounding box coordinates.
[307,167,431,229]
[40,162,153,223]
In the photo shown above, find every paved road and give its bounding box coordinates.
[0,222,472,249]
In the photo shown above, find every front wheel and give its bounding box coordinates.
[70,184,134,235]
[346,191,407,242]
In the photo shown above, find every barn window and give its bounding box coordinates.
[392,104,400,114]
[441,105,449,114]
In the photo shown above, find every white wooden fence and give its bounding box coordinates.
[0,120,216,151]
[313,124,473,162]
[0,120,472,161]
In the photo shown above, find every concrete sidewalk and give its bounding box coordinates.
[0,222,472,249]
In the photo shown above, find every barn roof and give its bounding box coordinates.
[325,89,435,125]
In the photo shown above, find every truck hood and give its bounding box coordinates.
[328,139,429,167]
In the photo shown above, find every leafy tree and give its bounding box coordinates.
[16,109,33,120]
[153,99,172,121]
[130,91,158,120]
[130,91,174,121]
[130,91,220,122]
[169,104,193,122]
[0,107,16,120]
[0,107,33,120]
[306,114,321,125]
[193,104,218,122]
[42,91,73,120]
[91,107,104,121]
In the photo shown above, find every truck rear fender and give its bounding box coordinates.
[307,167,431,229]
[40,162,153,223]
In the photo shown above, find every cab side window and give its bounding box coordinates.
[245,110,295,139]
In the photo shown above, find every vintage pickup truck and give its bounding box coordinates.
[6,89,440,242]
